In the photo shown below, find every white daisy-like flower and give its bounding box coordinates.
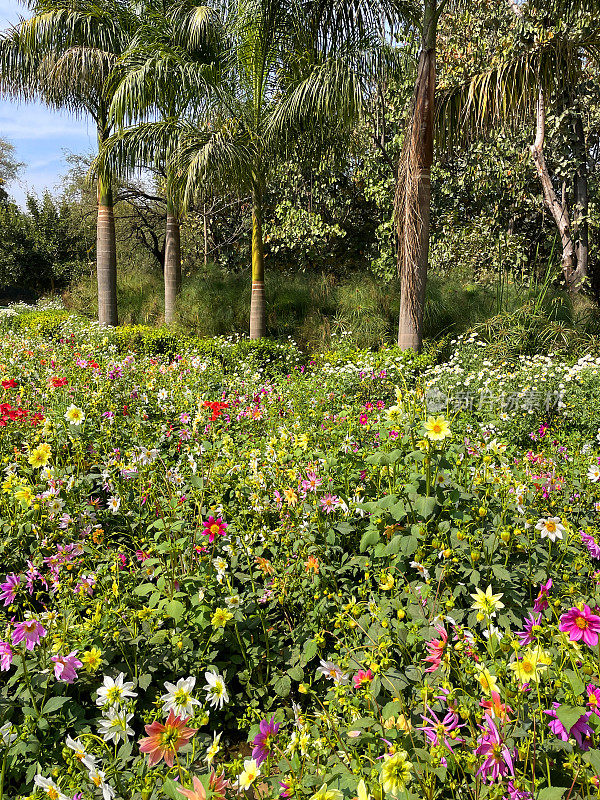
[160,676,200,717]
[588,464,600,483]
[206,731,222,765]
[535,516,565,542]
[95,672,137,708]
[33,775,69,800]
[107,496,121,513]
[97,709,134,743]
[0,722,17,745]
[410,560,430,581]
[82,757,115,800]
[203,670,229,709]
[225,595,241,609]
[65,735,91,763]
[316,659,348,685]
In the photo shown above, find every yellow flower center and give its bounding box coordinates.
[576,616,588,629]
[210,524,220,536]
[546,521,556,533]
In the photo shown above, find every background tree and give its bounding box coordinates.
[0,0,142,325]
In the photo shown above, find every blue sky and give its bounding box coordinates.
[0,0,95,206]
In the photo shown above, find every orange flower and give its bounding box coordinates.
[283,488,298,506]
[305,556,319,574]
[178,772,230,800]
[255,556,274,575]
[139,711,197,766]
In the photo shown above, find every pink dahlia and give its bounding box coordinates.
[12,619,46,650]
[51,651,82,683]
[475,713,515,782]
[202,517,227,543]
[559,605,600,647]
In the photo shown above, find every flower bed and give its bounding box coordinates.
[2,311,600,800]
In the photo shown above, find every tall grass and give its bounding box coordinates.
[64,264,600,351]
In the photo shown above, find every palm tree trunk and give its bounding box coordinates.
[97,175,118,327]
[396,0,437,351]
[250,185,266,339]
[164,204,181,325]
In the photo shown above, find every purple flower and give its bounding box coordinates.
[252,715,280,765]
[544,702,593,750]
[51,651,82,683]
[475,713,515,783]
[504,781,533,800]
[0,573,20,606]
[0,641,12,671]
[420,707,463,765]
[581,531,600,560]
[516,613,542,646]
[12,620,46,650]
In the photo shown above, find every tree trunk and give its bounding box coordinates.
[203,202,208,266]
[396,0,436,351]
[164,206,181,325]
[97,176,118,327]
[249,184,266,339]
[572,110,589,290]
[530,89,579,292]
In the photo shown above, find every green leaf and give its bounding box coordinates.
[584,749,600,774]
[164,599,185,624]
[537,788,567,800]
[287,665,304,681]
[303,639,318,664]
[133,582,156,596]
[360,530,380,552]
[41,696,70,715]
[415,496,437,519]
[382,700,403,719]
[273,674,291,697]
[564,669,584,695]
[556,705,586,732]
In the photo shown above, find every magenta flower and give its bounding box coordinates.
[516,613,542,646]
[544,702,593,750]
[353,669,374,688]
[581,532,600,560]
[559,605,600,646]
[0,573,20,606]
[587,685,600,717]
[424,626,448,673]
[301,472,322,494]
[12,619,46,650]
[420,707,463,765]
[0,641,12,671]
[51,651,82,683]
[533,579,552,612]
[475,713,515,782]
[252,715,280,765]
[202,516,227,543]
[319,493,340,514]
[505,781,533,800]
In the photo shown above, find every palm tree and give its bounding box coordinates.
[0,0,142,326]
[127,0,410,338]
[100,0,220,324]
[394,0,440,351]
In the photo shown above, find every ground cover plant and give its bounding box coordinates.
[3,308,600,800]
